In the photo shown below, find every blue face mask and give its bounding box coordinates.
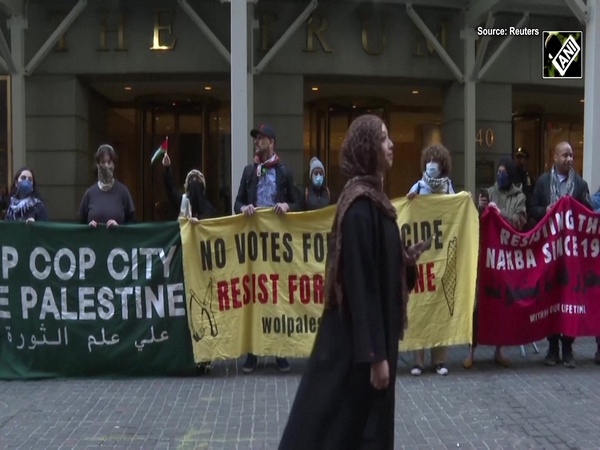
[17,179,33,197]
[497,172,510,189]
[312,174,324,188]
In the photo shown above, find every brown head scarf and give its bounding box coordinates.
[324,114,399,311]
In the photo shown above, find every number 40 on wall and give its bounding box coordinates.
[476,128,495,148]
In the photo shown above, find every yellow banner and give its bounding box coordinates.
[395,193,478,351]
[181,193,478,362]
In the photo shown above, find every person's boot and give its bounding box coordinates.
[275,357,290,373]
[242,353,258,374]
[196,361,212,375]
[562,343,576,368]
[544,340,559,366]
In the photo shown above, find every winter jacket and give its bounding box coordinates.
[530,170,591,222]
[234,163,301,214]
[484,184,527,230]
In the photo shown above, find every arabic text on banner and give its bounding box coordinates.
[0,222,195,379]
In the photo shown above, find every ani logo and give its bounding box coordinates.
[542,31,583,79]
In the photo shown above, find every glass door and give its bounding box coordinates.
[142,102,208,221]
[512,114,542,179]
[316,104,384,197]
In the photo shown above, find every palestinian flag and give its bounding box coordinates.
[151,138,168,164]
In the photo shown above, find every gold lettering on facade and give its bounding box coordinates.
[361,14,386,56]
[50,13,68,52]
[150,9,176,51]
[304,15,333,53]
[476,128,495,148]
[98,12,127,52]
[414,20,447,56]
[259,13,277,51]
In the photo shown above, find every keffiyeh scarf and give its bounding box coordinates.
[550,165,575,204]
[6,196,39,221]
[421,172,450,193]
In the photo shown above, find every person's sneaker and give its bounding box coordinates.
[435,363,449,376]
[562,347,576,368]
[544,350,559,366]
[462,356,474,369]
[275,357,290,373]
[494,354,511,368]
[242,354,258,374]
[410,365,423,376]
[196,361,212,375]
[595,351,600,365]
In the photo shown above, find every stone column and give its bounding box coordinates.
[583,0,600,192]
[26,75,90,221]
[443,82,512,192]
[253,74,304,186]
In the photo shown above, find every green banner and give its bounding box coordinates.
[0,221,195,379]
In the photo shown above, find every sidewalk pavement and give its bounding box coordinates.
[0,337,599,449]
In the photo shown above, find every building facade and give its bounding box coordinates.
[0,0,596,220]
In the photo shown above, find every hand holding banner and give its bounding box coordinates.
[477,196,600,346]
[181,193,479,362]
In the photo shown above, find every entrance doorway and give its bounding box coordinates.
[310,102,384,197]
[306,98,442,199]
[106,98,231,221]
[143,100,212,222]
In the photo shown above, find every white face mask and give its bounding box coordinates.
[425,162,440,178]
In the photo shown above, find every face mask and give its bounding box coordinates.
[497,172,510,189]
[98,165,114,184]
[312,174,324,188]
[17,179,33,197]
[187,179,205,195]
[425,162,440,178]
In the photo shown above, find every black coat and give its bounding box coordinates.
[234,163,301,213]
[304,185,332,211]
[279,198,415,450]
[163,167,217,220]
[530,170,591,222]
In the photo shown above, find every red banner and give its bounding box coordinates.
[477,196,600,346]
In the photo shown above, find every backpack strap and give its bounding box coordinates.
[416,183,421,195]
[305,187,309,204]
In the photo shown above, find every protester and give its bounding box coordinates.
[407,143,455,197]
[79,144,135,227]
[407,143,454,376]
[514,148,536,230]
[304,156,331,210]
[234,123,301,374]
[162,153,216,222]
[279,114,423,449]
[590,186,600,213]
[463,156,526,369]
[530,141,592,368]
[514,148,535,201]
[4,167,48,223]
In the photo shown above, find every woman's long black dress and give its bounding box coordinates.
[279,198,411,450]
